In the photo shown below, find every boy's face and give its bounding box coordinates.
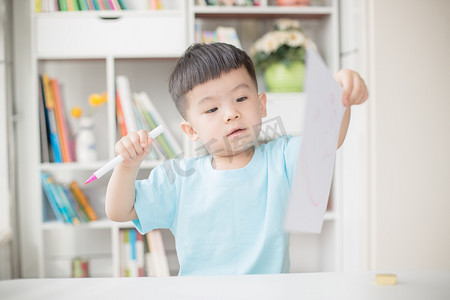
[181,66,267,157]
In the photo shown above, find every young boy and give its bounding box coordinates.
[106,43,368,276]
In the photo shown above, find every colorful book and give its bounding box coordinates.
[115,91,128,137]
[55,184,80,225]
[38,75,51,162]
[137,92,182,158]
[41,74,62,163]
[64,186,90,222]
[92,0,99,10]
[41,172,65,223]
[136,232,145,276]
[78,0,89,10]
[97,0,106,10]
[58,0,68,11]
[86,0,95,10]
[117,0,127,9]
[120,229,145,277]
[41,172,72,223]
[35,0,42,12]
[107,0,116,10]
[116,76,138,133]
[146,230,170,277]
[51,78,73,162]
[69,181,98,221]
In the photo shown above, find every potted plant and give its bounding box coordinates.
[250,18,315,92]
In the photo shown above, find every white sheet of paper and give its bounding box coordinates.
[284,48,346,233]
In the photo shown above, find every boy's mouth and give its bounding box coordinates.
[227,127,246,137]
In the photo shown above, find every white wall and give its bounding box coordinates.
[367,0,450,270]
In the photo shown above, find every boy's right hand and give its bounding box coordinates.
[115,130,153,168]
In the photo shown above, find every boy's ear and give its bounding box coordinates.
[259,92,267,118]
[181,121,200,142]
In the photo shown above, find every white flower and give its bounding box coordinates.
[285,30,305,48]
[275,18,301,31]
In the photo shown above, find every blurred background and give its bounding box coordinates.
[0,0,449,279]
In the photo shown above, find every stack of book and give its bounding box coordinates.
[145,229,170,277]
[119,229,170,277]
[116,76,182,160]
[39,74,74,163]
[35,0,164,12]
[41,172,98,224]
[119,228,145,277]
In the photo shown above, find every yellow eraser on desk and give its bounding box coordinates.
[375,273,397,285]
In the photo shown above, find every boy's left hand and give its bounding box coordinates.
[334,69,369,107]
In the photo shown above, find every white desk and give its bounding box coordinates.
[1,271,449,300]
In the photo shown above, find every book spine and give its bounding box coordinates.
[115,91,128,137]
[98,0,106,10]
[124,229,131,277]
[58,0,68,11]
[86,0,94,10]
[66,0,74,10]
[72,0,80,10]
[38,75,51,163]
[78,0,89,10]
[131,93,147,131]
[107,0,115,10]
[117,0,127,9]
[35,0,42,12]
[64,186,90,222]
[41,172,65,223]
[136,232,145,276]
[51,78,73,162]
[55,184,80,225]
[148,229,170,277]
[42,74,62,163]
[46,175,72,223]
[69,181,98,221]
[139,92,183,157]
[116,76,138,133]
[92,0,99,10]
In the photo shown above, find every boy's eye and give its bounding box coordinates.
[205,107,218,114]
[236,96,247,102]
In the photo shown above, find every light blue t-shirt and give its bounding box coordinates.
[133,135,301,276]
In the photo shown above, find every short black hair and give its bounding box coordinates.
[169,43,258,118]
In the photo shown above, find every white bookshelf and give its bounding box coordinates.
[17,0,342,278]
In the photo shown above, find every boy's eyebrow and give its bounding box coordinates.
[197,83,251,107]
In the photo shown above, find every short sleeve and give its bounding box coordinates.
[283,135,302,187]
[132,162,178,234]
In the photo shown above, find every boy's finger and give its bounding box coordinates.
[143,137,153,154]
[336,70,353,106]
[116,141,131,161]
[122,137,138,159]
[129,133,143,156]
[348,74,363,106]
[137,130,149,147]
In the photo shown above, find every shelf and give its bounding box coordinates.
[194,5,333,18]
[35,11,187,57]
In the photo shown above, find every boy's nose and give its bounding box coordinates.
[224,108,240,123]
